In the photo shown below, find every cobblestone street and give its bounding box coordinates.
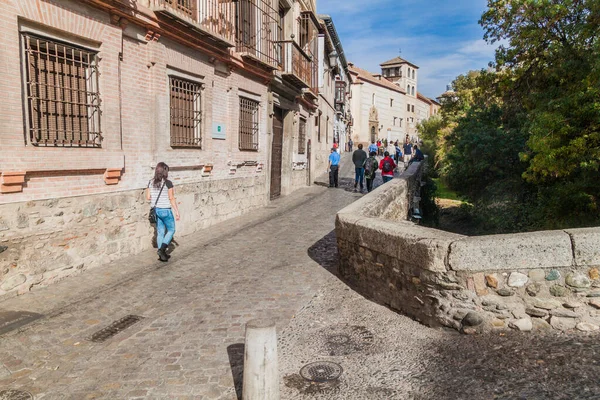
[1,159,599,399]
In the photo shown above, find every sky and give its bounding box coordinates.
[318,0,498,99]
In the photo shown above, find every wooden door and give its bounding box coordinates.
[270,107,284,199]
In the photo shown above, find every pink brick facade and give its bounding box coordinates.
[0,0,351,297]
[0,0,271,203]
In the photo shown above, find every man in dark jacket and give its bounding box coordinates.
[364,151,379,193]
[352,143,368,192]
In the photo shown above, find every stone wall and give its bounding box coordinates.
[0,176,267,298]
[336,162,600,333]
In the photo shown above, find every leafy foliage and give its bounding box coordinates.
[419,0,600,233]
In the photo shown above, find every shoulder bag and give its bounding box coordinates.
[148,181,166,224]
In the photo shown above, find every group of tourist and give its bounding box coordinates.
[152,138,424,263]
[329,136,424,192]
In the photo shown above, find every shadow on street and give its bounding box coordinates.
[227,343,245,400]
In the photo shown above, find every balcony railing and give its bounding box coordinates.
[279,40,313,89]
[152,0,280,68]
[235,0,280,69]
[151,0,236,46]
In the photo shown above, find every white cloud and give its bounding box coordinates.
[318,0,499,97]
[458,39,498,57]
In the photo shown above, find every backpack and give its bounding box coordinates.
[382,158,393,173]
[364,157,375,176]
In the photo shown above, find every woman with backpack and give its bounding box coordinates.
[364,151,379,192]
[379,151,397,183]
[147,162,180,262]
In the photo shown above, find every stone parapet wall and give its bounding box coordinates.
[336,163,600,333]
[0,176,267,298]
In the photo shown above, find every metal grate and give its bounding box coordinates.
[236,0,280,68]
[300,361,343,383]
[23,34,101,147]
[88,315,143,343]
[170,76,202,148]
[298,118,306,154]
[239,97,259,151]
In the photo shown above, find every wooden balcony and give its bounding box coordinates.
[150,0,236,47]
[279,40,315,90]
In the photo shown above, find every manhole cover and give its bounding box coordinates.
[319,325,375,356]
[300,361,343,382]
[88,315,143,343]
[0,390,33,400]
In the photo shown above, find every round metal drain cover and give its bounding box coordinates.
[300,361,343,382]
[0,390,33,400]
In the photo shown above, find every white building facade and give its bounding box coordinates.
[349,57,440,146]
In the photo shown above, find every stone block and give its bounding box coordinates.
[448,230,573,271]
[1,274,26,291]
[348,218,461,272]
[550,316,577,331]
[485,273,499,288]
[566,227,600,267]
[472,273,488,296]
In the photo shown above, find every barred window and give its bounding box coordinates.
[298,118,306,154]
[170,76,202,148]
[23,34,101,147]
[239,97,259,151]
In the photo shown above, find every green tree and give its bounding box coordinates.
[481,0,600,225]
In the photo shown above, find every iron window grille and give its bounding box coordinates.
[23,34,101,147]
[236,0,280,68]
[239,97,259,151]
[298,118,306,154]
[169,76,202,148]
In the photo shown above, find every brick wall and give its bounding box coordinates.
[0,0,280,296]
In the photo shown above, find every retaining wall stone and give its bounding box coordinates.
[0,176,267,299]
[336,162,600,334]
[448,231,574,271]
[567,227,600,267]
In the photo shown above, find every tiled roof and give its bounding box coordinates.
[417,92,431,103]
[417,92,441,106]
[348,64,406,94]
[380,56,419,69]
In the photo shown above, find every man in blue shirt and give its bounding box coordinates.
[328,147,341,188]
[368,140,378,154]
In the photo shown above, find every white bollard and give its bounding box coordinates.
[242,319,280,400]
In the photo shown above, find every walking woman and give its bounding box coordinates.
[147,162,180,262]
